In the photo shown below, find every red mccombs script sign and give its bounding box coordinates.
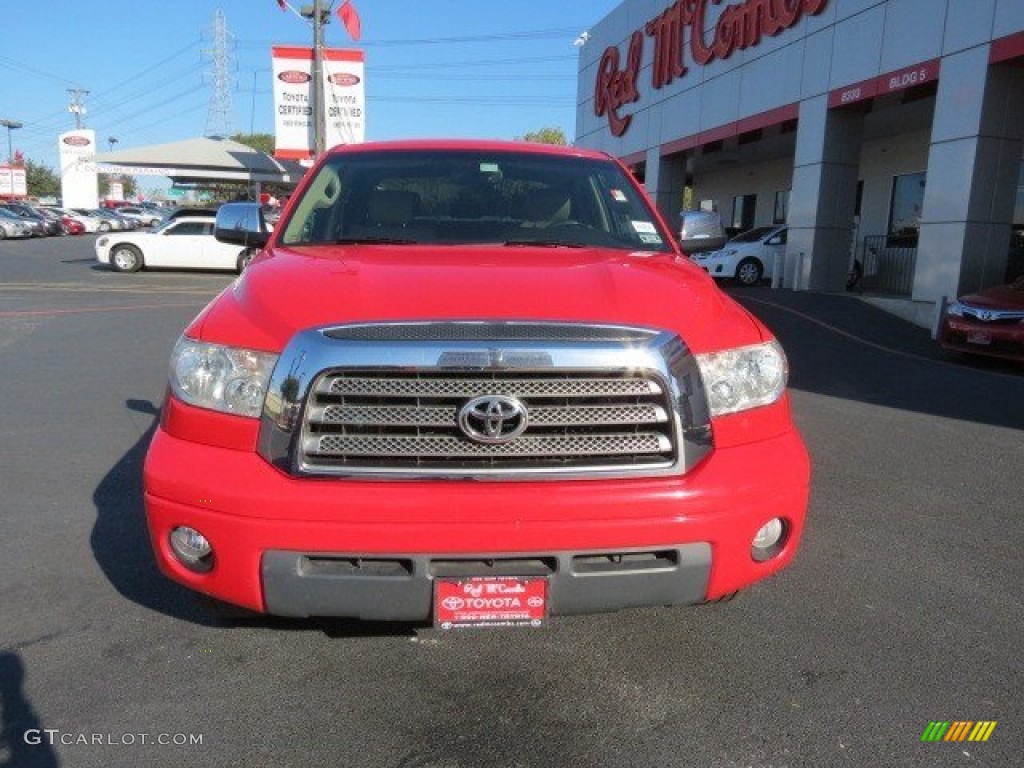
[595,0,829,136]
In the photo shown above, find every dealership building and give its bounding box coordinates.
[576,0,1024,321]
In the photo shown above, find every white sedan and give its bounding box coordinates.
[690,225,787,286]
[95,216,251,273]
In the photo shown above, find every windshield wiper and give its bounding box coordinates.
[334,236,418,245]
[503,239,585,248]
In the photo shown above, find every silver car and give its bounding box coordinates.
[0,207,37,238]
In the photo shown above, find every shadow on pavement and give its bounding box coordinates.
[0,652,59,768]
[728,287,1024,430]
[89,399,418,637]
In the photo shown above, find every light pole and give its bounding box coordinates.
[300,1,329,158]
[0,119,23,164]
[108,136,118,153]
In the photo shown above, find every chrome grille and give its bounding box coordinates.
[300,370,675,474]
[256,321,714,479]
[322,376,660,398]
[312,433,670,458]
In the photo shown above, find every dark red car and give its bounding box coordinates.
[939,277,1024,362]
[60,215,85,235]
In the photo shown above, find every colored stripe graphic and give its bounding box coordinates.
[968,722,997,742]
[922,721,996,742]
[945,721,972,741]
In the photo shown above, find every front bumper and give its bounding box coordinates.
[144,426,810,618]
[939,316,1024,362]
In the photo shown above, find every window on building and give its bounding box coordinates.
[732,194,756,232]
[887,172,926,246]
[773,190,789,225]
[1014,159,1024,228]
[1009,160,1024,281]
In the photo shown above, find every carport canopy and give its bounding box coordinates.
[88,136,305,185]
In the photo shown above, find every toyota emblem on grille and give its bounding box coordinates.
[458,396,528,444]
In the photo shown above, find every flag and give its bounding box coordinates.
[336,0,361,40]
[276,0,287,11]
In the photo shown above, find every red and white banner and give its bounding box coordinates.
[0,166,27,197]
[271,46,365,160]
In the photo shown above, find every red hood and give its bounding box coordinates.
[189,245,764,354]
[958,280,1024,310]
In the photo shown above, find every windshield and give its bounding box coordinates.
[730,226,778,243]
[278,149,672,252]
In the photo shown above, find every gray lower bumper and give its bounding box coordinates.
[261,543,712,620]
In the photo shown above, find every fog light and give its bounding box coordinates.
[169,526,214,573]
[751,518,786,562]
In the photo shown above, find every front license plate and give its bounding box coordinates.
[966,331,992,345]
[434,576,548,629]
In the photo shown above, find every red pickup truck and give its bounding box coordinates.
[143,140,809,627]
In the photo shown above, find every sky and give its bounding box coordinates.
[0,0,621,194]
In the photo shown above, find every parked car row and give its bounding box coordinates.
[0,202,67,238]
[0,200,179,239]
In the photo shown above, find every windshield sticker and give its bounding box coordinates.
[638,233,663,245]
[631,220,657,234]
[610,189,628,203]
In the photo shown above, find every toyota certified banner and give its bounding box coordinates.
[58,129,99,209]
[272,46,365,160]
[0,166,27,197]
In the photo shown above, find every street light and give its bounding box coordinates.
[108,136,118,152]
[0,119,23,164]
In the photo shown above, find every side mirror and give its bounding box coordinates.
[215,202,270,248]
[678,210,726,254]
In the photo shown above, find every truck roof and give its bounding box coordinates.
[324,138,613,162]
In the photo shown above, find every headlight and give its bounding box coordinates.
[696,340,788,417]
[946,301,964,317]
[169,337,278,418]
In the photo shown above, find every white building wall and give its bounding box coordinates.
[857,129,931,241]
[693,158,794,228]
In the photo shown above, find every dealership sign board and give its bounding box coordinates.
[58,130,99,209]
[828,59,940,108]
[272,46,365,159]
[595,0,830,136]
[0,166,27,197]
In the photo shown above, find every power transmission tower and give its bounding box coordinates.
[67,88,90,130]
[203,10,235,138]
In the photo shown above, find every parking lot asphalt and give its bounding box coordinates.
[1,235,1021,768]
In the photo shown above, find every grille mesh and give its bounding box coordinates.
[300,369,677,474]
[310,433,670,458]
[322,376,661,398]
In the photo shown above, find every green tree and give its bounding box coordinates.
[230,132,276,156]
[24,159,60,199]
[99,175,138,199]
[517,127,568,146]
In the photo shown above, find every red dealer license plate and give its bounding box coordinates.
[434,576,548,629]
[966,331,992,346]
